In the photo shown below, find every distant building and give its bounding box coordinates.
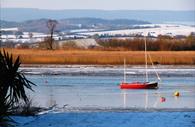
[1,27,50,43]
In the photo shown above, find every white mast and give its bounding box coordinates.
[148,53,161,81]
[145,37,148,82]
[124,58,126,83]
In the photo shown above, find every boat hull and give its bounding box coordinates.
[120,82,158,89]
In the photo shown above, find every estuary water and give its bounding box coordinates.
[22,65,195,111]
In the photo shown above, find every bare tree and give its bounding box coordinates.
[28,32,33,43]
[46,19,58,50]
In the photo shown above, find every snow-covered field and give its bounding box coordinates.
[78,24,195,37]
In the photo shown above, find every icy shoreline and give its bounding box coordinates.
[20,65,195,76]
[38,107,195,114]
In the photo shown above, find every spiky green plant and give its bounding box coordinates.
[0,50,35,127]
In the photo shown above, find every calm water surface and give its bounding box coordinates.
[22,65,195,110]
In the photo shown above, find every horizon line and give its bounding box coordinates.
[1,7,195,12]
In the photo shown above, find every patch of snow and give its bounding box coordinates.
[78,24,195,37]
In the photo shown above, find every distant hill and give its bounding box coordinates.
[0,20,19,28]
[1,8,194,23]
[0,18,150,33]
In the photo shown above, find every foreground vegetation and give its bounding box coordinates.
[3,49,195,65]
[0,50,35,127]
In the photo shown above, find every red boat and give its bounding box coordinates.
[120,82,158,89]
[119,37,160,89]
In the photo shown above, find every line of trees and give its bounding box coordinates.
[97,34,195,51]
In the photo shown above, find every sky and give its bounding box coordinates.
[1,0,195,10]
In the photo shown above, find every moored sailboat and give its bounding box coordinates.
[120,37,160,89]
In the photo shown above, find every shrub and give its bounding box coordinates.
[0,50,35,127]
[97,35,195,51]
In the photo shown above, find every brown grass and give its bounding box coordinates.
[2,48,195,65]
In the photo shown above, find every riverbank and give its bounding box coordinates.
[2,49,195,65]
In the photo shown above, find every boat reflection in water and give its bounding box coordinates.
[122,91,150,109]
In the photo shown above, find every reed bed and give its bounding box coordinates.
[2,49,195,65]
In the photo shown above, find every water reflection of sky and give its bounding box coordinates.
[24,65,195,110]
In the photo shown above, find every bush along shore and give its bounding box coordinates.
[97,35,195,51]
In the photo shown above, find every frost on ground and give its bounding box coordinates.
[79,24,195,37]
[13,112,195,127]
[20,65,195,76]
